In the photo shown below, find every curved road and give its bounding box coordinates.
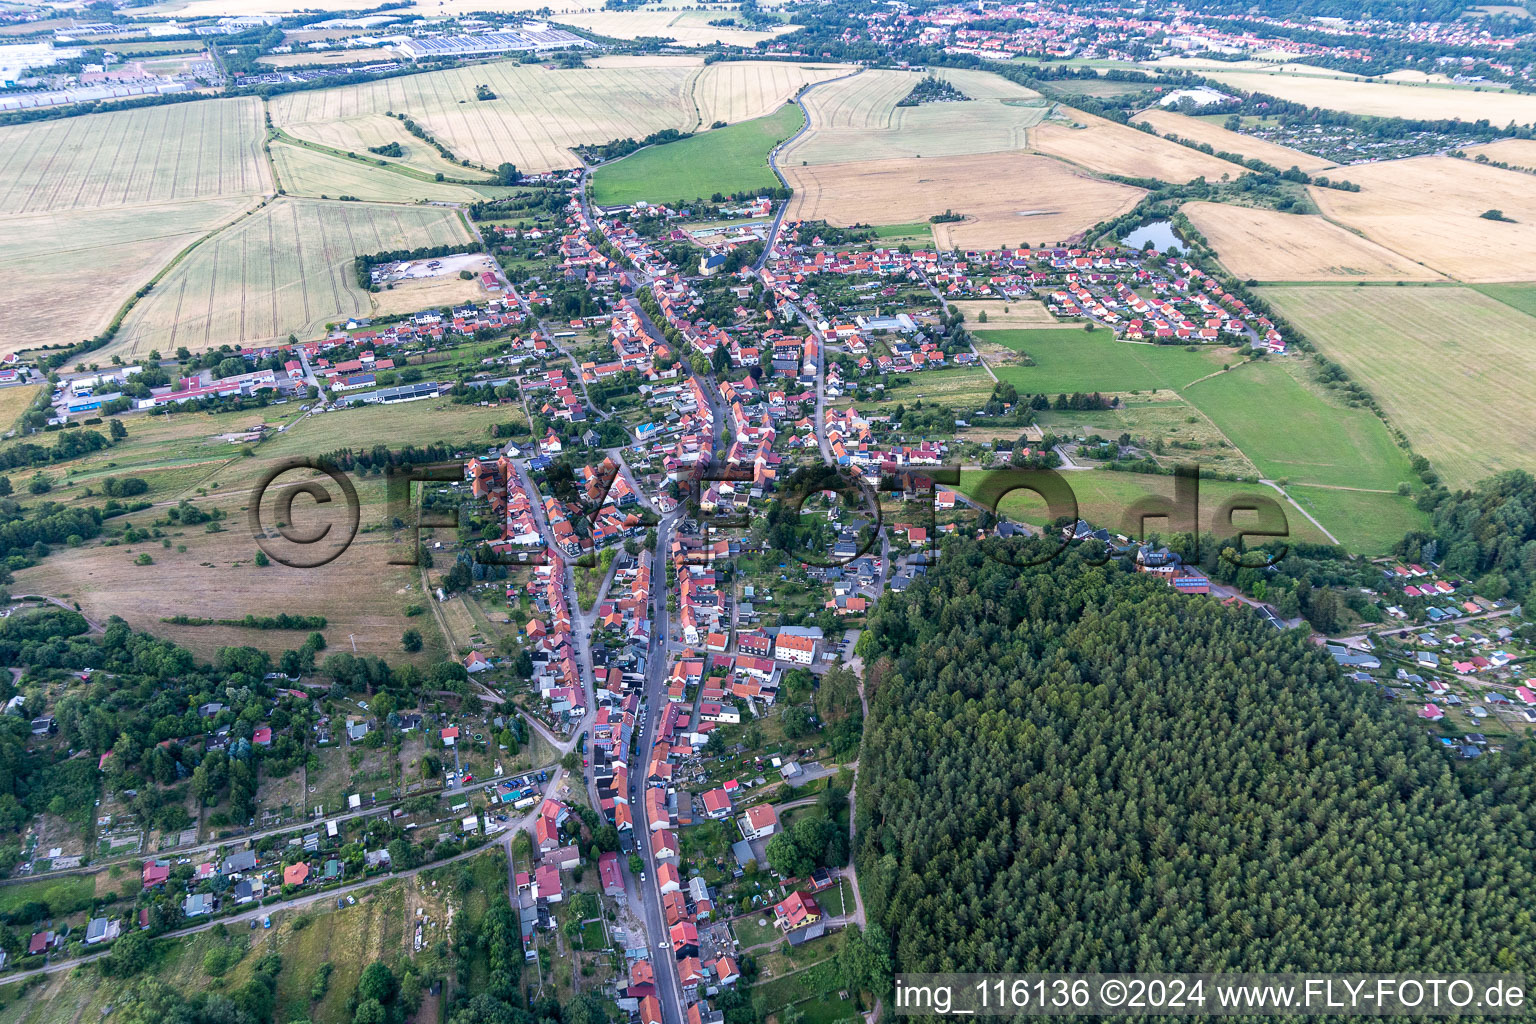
[755,68,866,273]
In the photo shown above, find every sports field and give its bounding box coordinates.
[783,152,1142,250]
[1260,285,1536,488]
[781,68,1051,165]
[1183,358,1415,492]
[0,97,270,214]
[979,327,1230,393]
[1308,157,1536,282]
[272,60,837,175]
[1131,108,1336,173]
[0,196,258,355]
[1181,201,1443,282]
[102,198,471,359]
[270,142,514,203]
[1031,110,1238,183]
[591,103,803,206]
[1199,68,1536,125]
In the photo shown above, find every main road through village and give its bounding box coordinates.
[1,163,881,1015]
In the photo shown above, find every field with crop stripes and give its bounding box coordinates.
[0,97,270,214]
[272,60,840,175]
[101,198,470,359]
[1262,284,1536,488]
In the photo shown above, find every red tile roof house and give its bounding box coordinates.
[739,802,779,839]
[535,863,563,903]
[774,891,822,931]
[701,787,733,819]
[598,851,624,895]
[283,862,310,886]
[142,859,170,888]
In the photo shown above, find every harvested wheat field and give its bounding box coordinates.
[1201,69,1536,125]
[1182,201,1444,282]
[369,270,492,317]
[1030,110,1237,183]
[1308,156,1536,282]
[783,151,1143,250]
[794,68,917,131]
[270,142,512,203]
[0,96,270,214]
[932,66,1044,101]
[1132,109,1336,173]
[692,60,848,125]
[782,68,1052,164]
[102,198,470,360]
[0,197,260,354]
[585,54,704,69]
[553,9,799,46]
[271,59,829,173]
[1262,285,1536,487]
[1463,138,1536,171]
[271,112,480,179]
[952,299,1061,328]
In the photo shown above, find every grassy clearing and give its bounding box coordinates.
[270,142,517,204]
[1183,358,1414,491]
[1035,392,1257,478]
[237,884,408,1023]
[256,399,523,457]
[881,366,997,410]
[1261,285,1536,489]
[101,198,470,360]
[1285,485,1428,555]
[1473,282,1536,318]
[6,404,306,506]
[0,875,94,917]
[14,472,444,663]
[592,103,803,206]
[961,468,1333,547]
[981,328,1229,393]
[0,384,41,435]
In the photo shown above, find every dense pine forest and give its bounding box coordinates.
[855,541,1536,975]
